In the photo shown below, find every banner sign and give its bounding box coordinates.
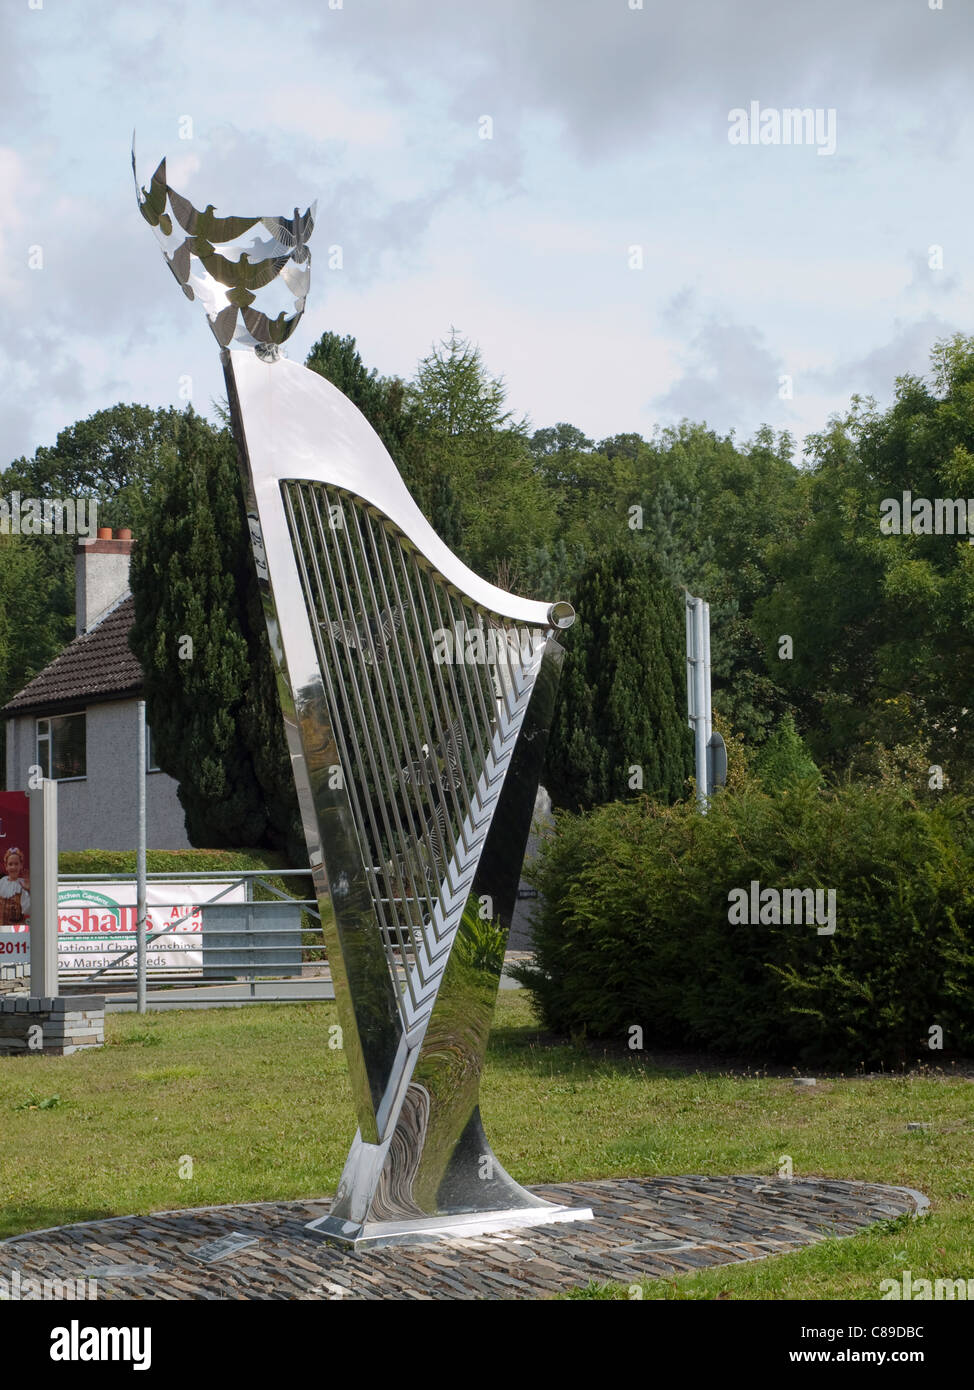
[0,881,247,976]
[0,792,30,936]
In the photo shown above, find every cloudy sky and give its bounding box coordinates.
[2,0,972,468]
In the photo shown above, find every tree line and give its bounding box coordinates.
[2,329,972,856]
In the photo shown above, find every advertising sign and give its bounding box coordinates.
[0,792,30,967]
[0,880,247,977]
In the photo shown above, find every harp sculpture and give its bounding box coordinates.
[135,151,592,1246]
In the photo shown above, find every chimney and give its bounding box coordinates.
[75,528,135,635]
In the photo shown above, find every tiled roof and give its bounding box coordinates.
[1,595,143,717]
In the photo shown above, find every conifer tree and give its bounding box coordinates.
[752,712,822,788]
[128,409,304,860]
[545,546,693,810]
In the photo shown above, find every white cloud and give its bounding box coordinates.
[2,0,973,475]
[259,83,401,149]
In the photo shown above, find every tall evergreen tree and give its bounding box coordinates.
[128,409,304,860]
[545,546,694,810]
[406,328,554,574]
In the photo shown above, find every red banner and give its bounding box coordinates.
[0,791,30,927]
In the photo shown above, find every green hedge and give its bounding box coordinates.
[58,848,292,877]
[512,782,974,1067]
[57,847,318,925]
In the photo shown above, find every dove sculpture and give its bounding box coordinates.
[133,142,315,353]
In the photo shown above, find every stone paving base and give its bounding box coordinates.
[0,1175,928,1300]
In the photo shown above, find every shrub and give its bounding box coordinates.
[58,848,291,877]
[512,782,974,1067]
[753,713,821,788]
[58,847,316,924]
[544,546,693,810]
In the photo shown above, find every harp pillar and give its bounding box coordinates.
[133,144,591,1247]
[225,350,592,1246]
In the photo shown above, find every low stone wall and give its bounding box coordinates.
[0,995,105,1056]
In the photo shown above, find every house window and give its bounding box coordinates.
[146,723,160,773]
[36,712,86,780]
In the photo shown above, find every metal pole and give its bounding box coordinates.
[246,873,256,1000]
[702,599,712,746]
[685,593,694,728]
[136,700,147,1014]
[28,779,58,998]
[693,600,709,810]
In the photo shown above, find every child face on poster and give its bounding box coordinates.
[0,846,30,925]
[3,848,28,889]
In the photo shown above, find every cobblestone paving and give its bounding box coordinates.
[0,1175,927,1300]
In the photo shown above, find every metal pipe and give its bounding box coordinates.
[695,600,709,809]
[703,599,712,745]
[685,592,694,726]
[136,699,147,1014]
[685,596,710,812]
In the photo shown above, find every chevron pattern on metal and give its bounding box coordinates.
[282,480,547,1037]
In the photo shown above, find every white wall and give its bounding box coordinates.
[5,700,191,851]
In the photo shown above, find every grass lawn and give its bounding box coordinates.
[1,992,970,1299]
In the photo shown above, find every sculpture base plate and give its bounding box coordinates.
[305,1203,595,1249]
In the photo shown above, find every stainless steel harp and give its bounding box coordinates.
[136,154,592,1245]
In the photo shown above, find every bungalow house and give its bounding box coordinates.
[1,530,191,851]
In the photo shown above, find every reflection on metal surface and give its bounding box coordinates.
[139,160,591,1244]
[228,355,588,1243]
[132,142,315,352]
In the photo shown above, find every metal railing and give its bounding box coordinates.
[55,870,331,1009]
